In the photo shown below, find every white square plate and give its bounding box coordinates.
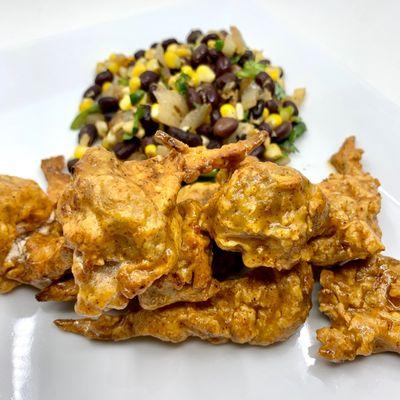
[1,1,400,399]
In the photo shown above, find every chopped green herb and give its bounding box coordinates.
[274,82,286,100]
[198,169,219,182]
[215,39,224,52]
[230,54,241,64]
[130,89,145,105]
[175,73,190,95]
[280,120,307,153]
[279,105,294,122]
[118,77,129,86]
[123,105,146,140]
[236,60,265,79]
[70,104,101,130]
[242,109,250,121]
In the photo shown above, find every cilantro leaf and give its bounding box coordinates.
[280,120,307,154]
[274,82,286,100]
[236,61,265,79]
[123,105,146,140]
[175,73,190,95]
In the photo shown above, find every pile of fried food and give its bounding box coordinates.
[1,130,398,363]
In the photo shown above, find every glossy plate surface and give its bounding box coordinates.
[1,1,400,399]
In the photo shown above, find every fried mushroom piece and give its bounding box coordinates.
[138,200,219,310]
[55,262,313,345]
[310,137,383,266]
[177,182,220,206]
[317,255,400,362]
[41,156,71,204]
[57,132,264,316]
[3,220,72,289]
[0,175,53,292]
[201,157,329,270]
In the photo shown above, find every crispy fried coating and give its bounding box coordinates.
[138,200,219,310]
[310,137,383,266]
[36,276,78,302]
[201,157,329,270]
[0,176,53,291]
[317,255,400,362]
[41,156,70,204]
[55,262,313,345]
[57,133,263,316]
[3,221,72,289]
[177,182,220,206]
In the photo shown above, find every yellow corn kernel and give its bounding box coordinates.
[190,72,200,87]
[145,48,155,60]
[220,103,237,119]
[131,63,146,77]
[264,143,282,161]
[164,51,181,69]
[207,39,216,48]
[102,82,112,93]
[168,74,179,88]
[146,58,160,73]
[151,103,159,121]
[108,53,118,62]
[74,145,88,159]
[166,43,179,53]
[129,76,141,92]
[145,144,157,158]
[181,65,195,77]
[108,61,120,74]
[176,47,191,57]
[265,66,281,81]
[266,113,282,128]
[96,62,106,74]
[196,65,215,83]
[79,98,94,112]
[262,108,270,120]
[119,94,132,111]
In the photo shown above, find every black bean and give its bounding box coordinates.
[259,58,271,65]
[134,49,145,59]
[140,71,159,91]
[78,124,98,146]
[238,50,254,67]
[258,122,273,134]
[191,44,208,66]
[150,42,158,49]
[198,83,219,107]
[113,137,141,160]
[67,158,79,174]
[266,99,279,114]
[162,38,178,50]
[168,127,202,147]
[215,54,231,76]
[207,48,219,62]
[95,70,113,86]
[187,87,203,109]
[250,100,265,119]
[282,100,299,116]
[207,138,222,149]
[196,123,212,137]
[148,82,158,103]
[265,81,275,96]
[210,109,221,125]
[201,33,219,44]
[83,84,101,100]
[98,97,119,114]
[215,72,237,90]
[141,136,155,149]
[141,105,159,136]
[250,144,265,159]
[255,71,272,88]
[273,122,292,143]
[213,117,238,138]
[187,29,202,44]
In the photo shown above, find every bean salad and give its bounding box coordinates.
[69,26,306,173]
